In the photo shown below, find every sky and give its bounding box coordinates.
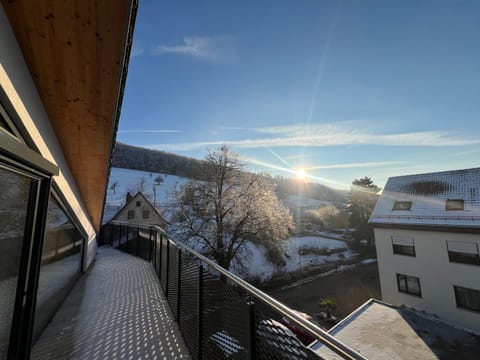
[117,0,480,189]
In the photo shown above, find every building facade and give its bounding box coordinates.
[0,1,137,358]
[108,192,168,229]
[370,168,480,333]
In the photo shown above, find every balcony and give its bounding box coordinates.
[87,222,364,359]
[31,247,189,359]
[29,220,367,359]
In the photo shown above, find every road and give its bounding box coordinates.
[268,263,381,320]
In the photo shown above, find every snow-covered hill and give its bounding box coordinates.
[235,236,355,281]
[103,167,355,281]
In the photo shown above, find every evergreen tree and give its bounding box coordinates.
[348,177,380,249]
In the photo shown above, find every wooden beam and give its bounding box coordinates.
[2,0,134,231]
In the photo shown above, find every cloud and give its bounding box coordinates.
[152,36,237,64]
[118,129,181,133]
[145,122,480,151]
[306,161,402,170]
[131,45,144,57]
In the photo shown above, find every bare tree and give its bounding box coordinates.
[171,146,293,270]
[110,180,118,195]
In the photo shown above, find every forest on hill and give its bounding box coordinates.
[111,142,348,203]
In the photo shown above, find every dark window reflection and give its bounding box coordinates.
[0,111,17,136]
[0,116,11,133]
[0,167,34,357]
[33,196,83,340]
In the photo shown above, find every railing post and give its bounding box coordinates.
[197,264,203,360]
[109,224,113,247]
[118,225,121,249]
[165,239,170,296]
[136,226,140,257]
[176,248,182,322]
[153,231,157,269]
[158,234,163,278]
[148,227,152,262]
[99,225,104,246]
[247,297,256,360]
[126,225,130,253]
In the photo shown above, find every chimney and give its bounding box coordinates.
[126,192,133,203]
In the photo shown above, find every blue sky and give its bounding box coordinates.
[117,0,480,189]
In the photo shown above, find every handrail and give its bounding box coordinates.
[103,221,367,359]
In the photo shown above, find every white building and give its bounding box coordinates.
[108,192,168,229]
[369,168,480,333]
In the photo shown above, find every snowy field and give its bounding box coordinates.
[235,236,356,281]
[284,194,331,208]
[104,167,355,281]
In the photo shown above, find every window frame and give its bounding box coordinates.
[391,236,416,257]
[392,201,412,211]
[127,210,135,219]
[0,131,57,358]
[143,210,150,219]
[453,285,480,313]
[445,199,464,211]
[446,240,480,266]
[0,102,26,141]
[396,273,422,297]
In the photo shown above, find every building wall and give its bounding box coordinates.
[114,197,166,228]
[0,8,96,270]
[375,227,480,333]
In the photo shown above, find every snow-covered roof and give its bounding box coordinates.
[369,167,480,229]
[310,299,480,359]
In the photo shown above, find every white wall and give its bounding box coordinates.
[375,227,480,333]
[113,195,166,228]
[0,8,96,270]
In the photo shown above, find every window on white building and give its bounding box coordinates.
[447,241,480,265]
[143,210,150,218]
[454,286,480,312]
[446,199,464,211]
[397,273,421,297]
[392,201,412,211]
[392,236,415,256]
[128,210,135,219]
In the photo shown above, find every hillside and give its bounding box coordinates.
[111,143,348,203]
[103,167,357,281]
[112,142,206,180]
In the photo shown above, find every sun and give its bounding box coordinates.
[295,168,307,180]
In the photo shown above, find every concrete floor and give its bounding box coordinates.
[32,247,191,360]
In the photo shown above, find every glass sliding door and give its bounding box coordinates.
[1,126,57,359]
[33,195,83,340]
[0,165,38,357]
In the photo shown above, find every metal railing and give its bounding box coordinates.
[100,222,366,360]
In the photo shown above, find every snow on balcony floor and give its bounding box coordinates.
[32,247,191,359]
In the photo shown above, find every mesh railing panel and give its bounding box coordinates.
[254,301,317,360]
[178,252,200,359]
[201,268,250,360]
[138,229,151,260]
[160,236,168,292]
[167,246,179,319]
[102,223,354,360]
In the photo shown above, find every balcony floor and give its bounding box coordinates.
[32,247,191,359]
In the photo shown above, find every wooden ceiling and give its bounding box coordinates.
[2,0,136,232]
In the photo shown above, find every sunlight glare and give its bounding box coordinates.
[295,168,307,180]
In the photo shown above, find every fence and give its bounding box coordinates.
[99,222,366,360]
